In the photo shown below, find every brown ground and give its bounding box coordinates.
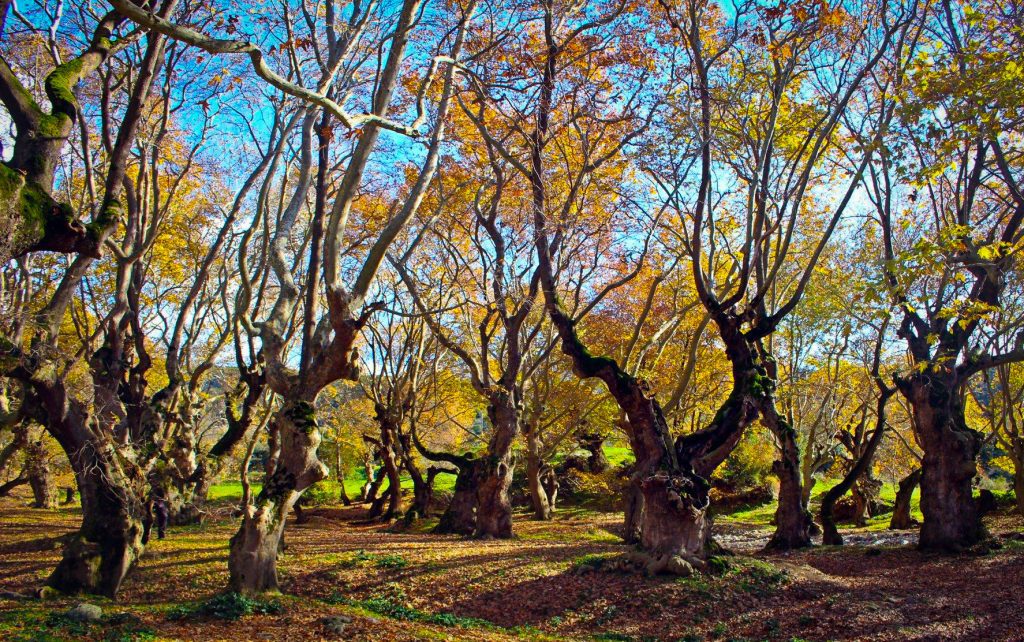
[1,492,1023,641]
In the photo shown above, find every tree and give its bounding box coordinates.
[863,0,1024,550]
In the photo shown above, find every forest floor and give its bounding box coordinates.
[1,493,1023,641]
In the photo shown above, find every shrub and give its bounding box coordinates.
[303,481,340,506]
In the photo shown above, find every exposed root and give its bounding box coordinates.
[573,550,708,578]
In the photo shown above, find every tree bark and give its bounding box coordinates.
[47,439,146,597]
[1015,466,1024,517]
[26,444,54,509]
[899,375,984,551]
[622,470,644,544]
[889,468,921,530]
[377,418,404,521]
[435,460,480,535]
[475,457,514,537]
[527,429,553,520]
[474,396,518,538]
[579,432,609,473]
[763,402,813,550]
[336,448,352,506]
[227,398,327,594]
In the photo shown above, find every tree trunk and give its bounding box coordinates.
[890,468,921,530]
[360,452,376,501]
[227,399,327,594]
[762,403,813,550]
[25,440,55,509]
[476,457,514,538]
[541,466,558,515]
[47,442,146,597]
[851,480,872,526]
[0,473,28,497]
[474,397,518,538]
[527,430,552,520]
[378,426,403,520]
[579,432,609,473]
[435,461,479,535]
[900,376,984,551]
[1015,466,1024,517]
[363,464,386,504]
[405,465,437,522]
[638,471,712,571]
[336,450,352,506]
[622,472,644,544]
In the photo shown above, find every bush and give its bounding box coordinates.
[713,427,775,490]
[303,481,340,507]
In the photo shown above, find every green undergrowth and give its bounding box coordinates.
[334,549,411,570]
[166,592,284,621]
[717,479,925,528]
[0,605,157,642]
[326,583,492,630]
[571,552,619,571]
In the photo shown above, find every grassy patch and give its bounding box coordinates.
[0,607,157,642]
[571,552,617,571]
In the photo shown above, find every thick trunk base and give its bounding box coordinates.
[47,471,145,597]
[435,464,479,535]
[228,504,288,594]
[475,460,514,538]
[638,472,711,569]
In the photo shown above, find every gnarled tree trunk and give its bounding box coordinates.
[47,436,146,597]
[527,429,553,520]
[763,403,813,550]
[899,375,984,551]
[435,457,481,535]
[227,399,327,594]
[474,395,518,538]
[578,432,609,473]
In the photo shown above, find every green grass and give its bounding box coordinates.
[207,481,261,501]
[602,445,635,468]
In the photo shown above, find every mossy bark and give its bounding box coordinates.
[47,438,145,597]
[227,398,327,594]
[474,396,518,538]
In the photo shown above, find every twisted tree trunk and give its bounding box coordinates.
[763,403,813,550]
[820,388,892,544]
[25,439,55,509]
[47,435,146,597]
[526,424,553,520]
[899,375,984,551]
[435,459,480,535]
[475,395,519,538]
[227,398,327,594]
